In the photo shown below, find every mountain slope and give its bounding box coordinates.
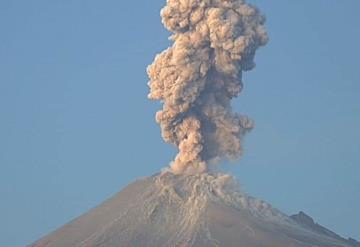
[29,173,359,247]
[290,212,360,247]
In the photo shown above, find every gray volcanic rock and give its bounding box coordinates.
[290,212,360,247]
[29,173,359,247]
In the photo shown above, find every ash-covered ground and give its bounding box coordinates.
[30,172,360,247]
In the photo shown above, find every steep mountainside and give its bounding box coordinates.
[29,173,359,247]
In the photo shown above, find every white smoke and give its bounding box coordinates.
[148,0,268,174]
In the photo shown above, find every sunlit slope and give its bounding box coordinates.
[29,173,359,247]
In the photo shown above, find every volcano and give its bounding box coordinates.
[25,0,359,245]
[29,172,359,247]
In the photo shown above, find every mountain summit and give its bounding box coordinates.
[29,172,359,247]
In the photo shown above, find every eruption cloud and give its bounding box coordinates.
[148,0,268,174]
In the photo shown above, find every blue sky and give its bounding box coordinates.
[1,1,359,246]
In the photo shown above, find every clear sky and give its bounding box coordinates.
[1,1,359,246]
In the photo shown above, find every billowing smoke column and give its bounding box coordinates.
[148,0,268,174]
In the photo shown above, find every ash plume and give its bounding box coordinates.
[148,0,268,174]
[29,2,360,247]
